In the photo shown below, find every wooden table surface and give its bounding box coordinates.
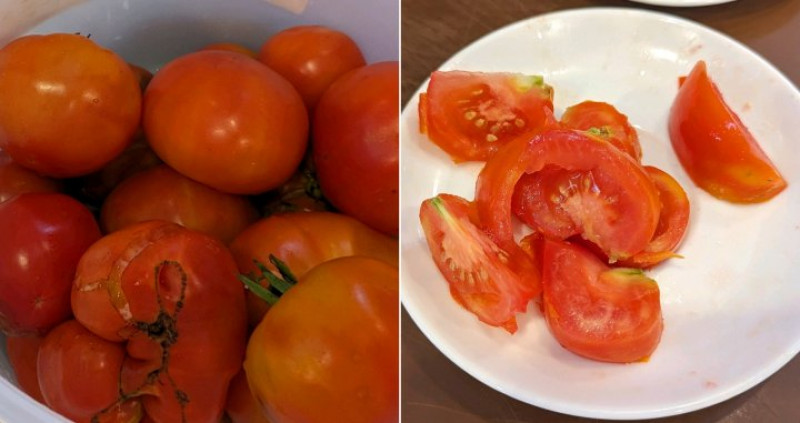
[400,1,800,422]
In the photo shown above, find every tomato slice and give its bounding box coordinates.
[668,61,786,203]
[619,166,690,268]
[480,129,660,262]
[561,101,641,161]
[542,239,663,363]
[420,71,554,162]
[419,194,538,333]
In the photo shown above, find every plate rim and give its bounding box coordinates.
[400,6,800,420]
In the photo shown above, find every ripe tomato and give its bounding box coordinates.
[78,135,162,204]
[0,193,101,335]
[72,221,247,422]
[230,211,398,327]
[144,50,308,194]
[0,33,141,177]
[313,61,399,236]
[542,239,663,363]
[37,320,142,423]
[245,257,398,423]
[477,129,660,262]
[419,194,538,333]
[201,42,257,58]
[101,165,258,243]
[560,100,641,161]
[0,150,60,203]
[419,71,554,162]
[619,166,690,268]
[225,369,270,423]
[669,60,786,203]
[5,335,45,404]
[259,25,366,110]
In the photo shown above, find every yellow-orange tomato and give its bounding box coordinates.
[230,211,398,327]
[0,33,141,177]
[143,50,308,194]
[225,369,271,423]
[245,257,398,423]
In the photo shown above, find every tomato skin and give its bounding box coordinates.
[72,221,247,423]
[245,257,398,423]
[230,211,398,328]
[37,320,142,423]
[542,239,663,363]
[144,50,308,194]
[0,33,141,177]
[101,165,258,243]
[0,193,101,335]
[259,25,366,110]
[561,101,641,161]
[313,61,399,236]
[420,71,554,162]
[202,42,258,58]
[668,60,786,203]
[225,369,270,423]
[0,150,60,203]
[6,335,45,404]
[476,129,660,262]
[419,194,538,333]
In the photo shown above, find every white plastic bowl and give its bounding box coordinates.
[0,0,398,421]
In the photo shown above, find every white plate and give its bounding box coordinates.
[628,0,736,7]
[400,7,800,420]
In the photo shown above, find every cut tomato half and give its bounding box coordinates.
[419,194,538,334]
[668,60,786,203]
[542,239,663,363]
[419,71,554,162]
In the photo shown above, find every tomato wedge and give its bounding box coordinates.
[668,61,786,203]
[542,239,663,363]
[419,71,553,162]
[419,194,538,333]
[561,101,641,161]
[480,129,660,262]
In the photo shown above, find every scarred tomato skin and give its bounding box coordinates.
[313,61,399,236]
[0,193,101,335]
[0,33,141,177]
[668,60,786,203]
[144,50,308,195]
[245,257,398,423]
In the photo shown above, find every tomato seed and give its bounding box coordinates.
[490,124,501,134]
[474,118,486,128]
[464,110,477,121]
[515,118,525,128]
[486,134,498,142]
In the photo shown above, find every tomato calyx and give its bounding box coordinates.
[238,255,298,306]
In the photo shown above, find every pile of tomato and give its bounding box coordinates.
[417,63,785,363]
[0,25,398,423]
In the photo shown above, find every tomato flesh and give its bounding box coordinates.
[478,129,660,262]
[419,194,538,333]
[561,101,641,161]
[542,239,663,363]
[668,60,786,203]
[420,71,554,162]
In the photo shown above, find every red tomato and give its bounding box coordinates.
[619,166,690,268]
[419,194,538,333]
[419,71,554,162]
[0,193,101,335]
[477,129,660,262]
[225,369,270,423]
[78,135,162,203]
[0,33,141,177]
[259,25,366,110]
[201,42,257,58]
[542,239,663,363]
[313,62,399,235]
[37,320,142,423]
[72,221,247,422]
[5,335,45,404]
[0,150,60,203]
[245,257,398,423]
[101,165,258,243]
[144,50,308,194]
[560,101,641,161]
[669,60,786,203]
[230,211,398,327]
